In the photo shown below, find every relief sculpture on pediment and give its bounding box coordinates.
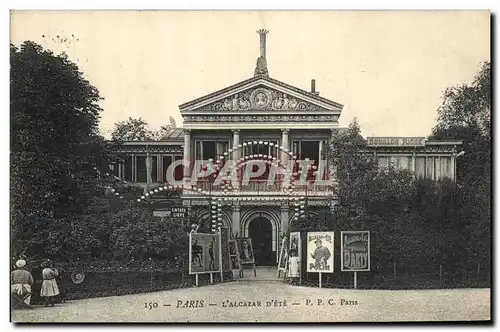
[197,87,323,111]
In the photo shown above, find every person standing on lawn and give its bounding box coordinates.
[40,259,60,307]
[11,259,34,307]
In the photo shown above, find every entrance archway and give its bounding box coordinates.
[248,217,274,266]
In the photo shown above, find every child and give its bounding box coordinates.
[288,249,299,284]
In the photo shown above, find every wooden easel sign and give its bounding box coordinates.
[277,236,288,277]
[236,237,256,277]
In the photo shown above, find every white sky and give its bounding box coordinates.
[10,10,490,138]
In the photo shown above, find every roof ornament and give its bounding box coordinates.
[254,29,269,77]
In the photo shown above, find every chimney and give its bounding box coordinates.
[311,79,320,95]
[254,29,269,77]
[257,29,269,58]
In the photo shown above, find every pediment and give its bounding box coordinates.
[179,77,343,113]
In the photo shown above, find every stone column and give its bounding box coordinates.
[131,154,136,182]
[412,152,416,177]
[183,129,191,184]
[450,155,456,181]
[232,129,240,189]
[280,204,289,236]
[146,152,153,186]
[232,204,241,238]
[319,140,323,162]
[157,154,162,182]
[281,129,290,167]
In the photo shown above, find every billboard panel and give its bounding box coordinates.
[189,233,221,274]
[306,232,334,273]
[220,228,231,272]
[235,238,255,265]
[341,231,370,272]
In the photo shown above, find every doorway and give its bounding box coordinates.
[248,217,274,266]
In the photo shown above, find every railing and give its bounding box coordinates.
[188,180,332,196]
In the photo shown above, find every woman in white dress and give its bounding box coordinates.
[40,259,60,307]
[288,249,300,282]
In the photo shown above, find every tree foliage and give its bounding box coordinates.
[111,117,175,141]
[292,116,489,275]
[10,41,118,258]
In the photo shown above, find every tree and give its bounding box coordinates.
[111,117,176,141]
[111,117,153,141]
[430,61,491,268]
[431,61,491,185]
[10,41,115,259]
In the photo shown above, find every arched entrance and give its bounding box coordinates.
[248,217,274,266]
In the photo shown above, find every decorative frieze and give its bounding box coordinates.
[116,146,182,153]
[183,114,339,123]
[193,86,328,112]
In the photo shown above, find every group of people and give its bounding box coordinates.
[11,258,61,308]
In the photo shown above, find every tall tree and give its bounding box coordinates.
[111,117,153,141]
[430,61,491,267]
[111,117,176,141]
[10,41,113,258]
[431,61,491,185]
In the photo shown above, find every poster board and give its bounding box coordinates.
[306,232,334,273]
[277,237,288,271]
[220,227,231,272]
[189,232,221,274]
[235,237,255,265]
[341,231,370,272]
[289,231,301,273]
[229,240,240,270]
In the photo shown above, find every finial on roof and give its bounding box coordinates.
[254,29,269,77]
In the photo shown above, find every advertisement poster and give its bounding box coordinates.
[229,240,240,270]
[277,237,288,271]
[306,232,334,273]
[341,231,370,272]
[289,232,301,256]
[220,227,231,272]
[236,238,254,264]
[289,232,301,274]
[189,233,221,274]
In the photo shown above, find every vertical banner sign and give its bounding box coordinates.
[189,233,221,275]
[220,228,231,272]
[229,240,240,270]
[341,231,370,272]
[289,232,301,277]
[278,237,288,272]
[307,232,334,273]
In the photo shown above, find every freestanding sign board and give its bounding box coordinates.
[341,231,370,272]
[189,233,221,275]
[220,227,231,272]
[307,232,334,273]
[289,232,301,281]
[341,231,370,289]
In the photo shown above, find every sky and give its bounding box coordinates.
[10,10,490,138]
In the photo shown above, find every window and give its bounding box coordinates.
[136,156,147,182]
[195,140,229,161]
[415,157,426,178]
[440,157,451,179]
[135,155,157,183]
[174,155,183,181]
[426,157,434,180]
[124,156,133,181]
[162,156,172,182]
[241,140,279,182]
[378,156,389,168]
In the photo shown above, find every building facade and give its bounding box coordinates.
[112,30,461,266]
